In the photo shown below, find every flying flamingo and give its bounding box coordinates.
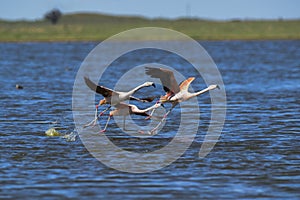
[145,67,219,133]
[84,76,156,127]
[100,102,161,132]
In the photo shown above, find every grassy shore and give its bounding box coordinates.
[0,13,299,42]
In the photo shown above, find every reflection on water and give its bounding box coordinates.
[0,41,299,199]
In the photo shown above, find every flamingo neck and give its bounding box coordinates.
[193,87,212,97]
[135,103,160,113]
[128,83,147,96]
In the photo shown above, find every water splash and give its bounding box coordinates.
[61,129,78,142]
[45,127,77,142]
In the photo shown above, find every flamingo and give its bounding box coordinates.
[145,67,219,132]
[100,102,161,132]
[83,76,156,127]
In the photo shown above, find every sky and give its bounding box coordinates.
[0,0,299,21]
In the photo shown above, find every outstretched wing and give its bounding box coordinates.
[145,67,180,94]
[84,76,114,97]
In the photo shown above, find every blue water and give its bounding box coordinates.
[0,41,299,199]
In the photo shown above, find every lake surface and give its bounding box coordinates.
[1,40,299,199]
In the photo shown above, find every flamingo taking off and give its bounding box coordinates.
[145,67,219,132]
[100,102,161,132]
[83,76,156,127]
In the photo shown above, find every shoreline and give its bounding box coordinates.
[1,38,299,43]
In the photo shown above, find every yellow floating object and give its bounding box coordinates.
[45,128,61,136]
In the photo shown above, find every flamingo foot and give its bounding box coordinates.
[99,129,106,133]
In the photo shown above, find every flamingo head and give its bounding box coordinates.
[145,82,156,88]
[208,84,220,90]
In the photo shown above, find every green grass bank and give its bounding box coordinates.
[0,13,299,42]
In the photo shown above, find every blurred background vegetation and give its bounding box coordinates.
[0,10,299,42]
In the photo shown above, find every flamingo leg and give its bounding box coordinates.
[83,105,99,128]
[123,116,126,131]
[149,105,176,134]
[98,106,111,118]
[83,105,111,128]
[91,104,100,126]
[149,107,156,117]
[145,102,161,120]
[84,121,95,128]
[100,115,111,133]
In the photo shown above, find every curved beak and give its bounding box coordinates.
[152,83,156,88]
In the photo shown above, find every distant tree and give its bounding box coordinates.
[45,9,62,24]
